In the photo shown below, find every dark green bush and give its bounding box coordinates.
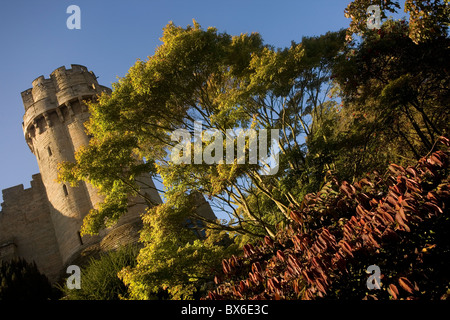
[0,258,54,300]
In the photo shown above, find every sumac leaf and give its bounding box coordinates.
[388,284,399,299]
[251,262,262,273]
[276,250,285,262]
[339,240,354,257]
[398,277,415,294]
[264,236,274,248]
[222,260,230,274]
[389,163,406,175]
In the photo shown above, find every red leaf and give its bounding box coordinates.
[427,191,440,203]
[388,284,399,299]
[438,136,450,147]
[315,278,327,294]
[398,277,415,294]
[356,204,369,217]
[386,195,398,208]
[222,260,230,274]
[290,210,303,224]
[406,166,418,178]
[398,206,407,221]
[339,240,354,257]
[239,280,246,293]
[389,163,405,175]
[251,262,262,273]
[287,254,302,272]
[424,201,443,215]
[359,178,374,187]
[276,250,285,262]
[264,235,274,248]
[395,212,409,231]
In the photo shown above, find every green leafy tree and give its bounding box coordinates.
[118,200,242,299]
[344,0,449,43]
[59,22,347,236]
[56,0,449,298]
[327,17,449,183]
[58,21,347,298]
[296,1,450,189]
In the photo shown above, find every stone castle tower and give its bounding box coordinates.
[0,64,193,283]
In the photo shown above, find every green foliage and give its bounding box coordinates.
[58,132,153,236]
[328,18,449,182]
[345,0,449,43]
[405,0,450,43]
[119,196,243,300]
[61,245,140,300]
[0,258,54,300]
[59,21,347,239]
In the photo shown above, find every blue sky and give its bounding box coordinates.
[0,0,352,204]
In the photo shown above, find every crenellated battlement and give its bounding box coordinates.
[0,174,44,212]
[21,64,110,112]
[21,64,111,153]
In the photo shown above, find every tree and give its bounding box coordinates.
[327,16,449,183]
[58,21,347,298]
[59,21,346,236]
[344,0,449,44]
[202,0,450,300]
[118,202,242,299]
[56,0,449,299]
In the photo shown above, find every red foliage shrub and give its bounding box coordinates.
[205,137,450,300]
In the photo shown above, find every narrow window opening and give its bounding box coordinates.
[47,146,52,157]
[63,184,68,196]
[77,231,83,246]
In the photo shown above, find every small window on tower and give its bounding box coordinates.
[77,231,83,246]
[63,184,68,196]
[47,146,52,157]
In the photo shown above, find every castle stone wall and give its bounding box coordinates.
[16,65,163,281]
[0,174,63,282]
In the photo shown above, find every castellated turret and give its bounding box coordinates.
[0,64,214,284]
[18,64,162,279]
